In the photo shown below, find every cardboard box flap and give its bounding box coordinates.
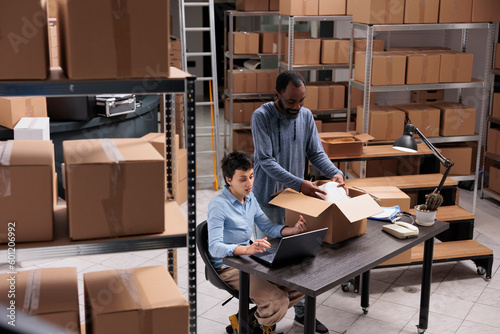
[37,268,79,314]
[335,194,383,223]
[353,186,409,199]
[3,140,54,166]
[353,133,374,142]
[269,189,333,217]
[64,138,164,165]
[319,132,353,139]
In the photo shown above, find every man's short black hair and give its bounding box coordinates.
[221,151,254,187]
[275,71,306,94]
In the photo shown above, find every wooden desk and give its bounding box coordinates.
[327,143,435,161]
[224,218,449,334]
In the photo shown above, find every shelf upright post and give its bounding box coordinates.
[278,15,283,72]
[360,24,375,178]
[458,28,469,104]
[186,76,197,334]
[229,11,235,152]
[288,16,295,71]
[477,22,496,210]
[347,22,355,132]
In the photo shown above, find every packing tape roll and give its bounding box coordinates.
[0,141,13,197]
[99,139,125,237]
[111,0,132,77]
[23,269,42,315]
[118,269,153,334]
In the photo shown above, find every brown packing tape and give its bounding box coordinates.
[421,54,429,83]
[23,270,42,315]
[386,56,393,85]
[420,106,431,133]
[0,141,13,197]
[387,111,394,138]
[111,0,132,77]
[453,0,458,22]
[25,97,34,117]
[99,139,126,237]
[419,0,426,23]
[302,0,307,14]
[118,269,154,334]
[244,33,250,54]
[242,71,248,92]
[452,54,458,82]
[305,40,310,64]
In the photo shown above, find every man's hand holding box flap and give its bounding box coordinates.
[269,188,383,244]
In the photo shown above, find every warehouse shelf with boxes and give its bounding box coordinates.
[0,0,196,333]
[347,21,497,214]
[223,10,280,154]
[482,43,500,203]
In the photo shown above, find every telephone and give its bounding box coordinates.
[382,221,419,239]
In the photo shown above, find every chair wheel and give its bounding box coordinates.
[341,282,351,292]
[477,266,486,276]
[226,324,234,333]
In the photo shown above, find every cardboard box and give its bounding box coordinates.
[352,159,400,177]
[352,186,410,211]
[318,83,345,110]
[259,31,279,54]
[315,120,322,132]
[355,52,406,86]
[236,0,269,11]
[229,69,257,93]
[285,38,321,65]
[346,0,357,14]
[255,69,278,94]
[321,39,350,64]
[175,177,188,204]
[351,0,405,24]
[269,185,383,244]
[322,121,355,132]
[404,0,439,23]
[0,268,80,332]
[0,0,49,79]
[233,129,254,153]
[356,105,405,141]
[430,102,476,137]
[225,99,255,123]
[487,128,500,156]
[404,52,440,84]
[495,44,500,69]
[0,97,48,129]
[14,117,50,141]
[233,32,259,54]
[340,82,376,108]
[490,165,500,193]
[270,0,280,10]
[438,52,473,83]
[280,0,319,15]
[0,140,55,243]
[351,38,385,65]
[177,148,187,182]
[57,0,170,79]
[305,83,321,110]
[411,90,445,103]
[437,146,473,175]
[63,138,165,240]
[319,132,374,157]
[392,103,441,137]
[439,0,472,23]
[492,93,500,119]
[471,0,500,22]
[319,0,346,15]
[84,266,189,334]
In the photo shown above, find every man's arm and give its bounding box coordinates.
[251,110,303,191]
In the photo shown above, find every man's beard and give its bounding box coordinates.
[278,99,300,119]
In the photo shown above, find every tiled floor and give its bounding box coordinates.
[3,186,499,334]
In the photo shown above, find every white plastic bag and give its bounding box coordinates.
[316,182,349,203]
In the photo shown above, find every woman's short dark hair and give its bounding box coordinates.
[275,71,306,94]
[221,151,254,187]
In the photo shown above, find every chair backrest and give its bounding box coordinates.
[196,221,239,299]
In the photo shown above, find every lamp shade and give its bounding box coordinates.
[393,123,418,153]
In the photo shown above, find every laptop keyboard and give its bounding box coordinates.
[259,253,275,263]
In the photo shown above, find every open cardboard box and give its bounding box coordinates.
[269,182,383,244]
[319,132,374,157]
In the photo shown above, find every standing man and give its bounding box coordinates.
[251,71,346,333]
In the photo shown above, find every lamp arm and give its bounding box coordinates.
[414,127,454,193]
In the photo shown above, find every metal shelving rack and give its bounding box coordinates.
[223,10,279,153]
[481,61,500,202]
[278,15,354,123]
[349,22,497,214]
[0,67,199,334]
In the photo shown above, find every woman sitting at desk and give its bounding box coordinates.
[207,151,307,333]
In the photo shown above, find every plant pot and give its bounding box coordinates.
[414,205,437,226]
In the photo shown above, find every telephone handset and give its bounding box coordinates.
[382,221,419,239]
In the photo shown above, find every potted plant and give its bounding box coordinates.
[414,190,443,226]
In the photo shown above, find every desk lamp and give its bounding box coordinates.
[393,119,454,194]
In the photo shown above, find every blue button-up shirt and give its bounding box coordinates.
[207,187,285,269]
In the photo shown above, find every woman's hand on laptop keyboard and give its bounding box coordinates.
[234,237,271,256]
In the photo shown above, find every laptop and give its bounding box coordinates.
[250,228,328,267]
